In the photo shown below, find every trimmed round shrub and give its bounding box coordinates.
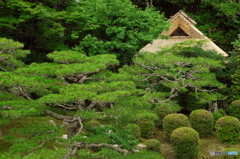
[154,103,180,127]
[221,148,240,159]
[146,139,161,152]
[163,113,190,141]
[171,127,199,159]
[212,112,223,125]
[215,116,240,144]
[85,120,100,133]
[138,120,155,139]
[229,100,240,119]
[190,109,214,137]
[125,124,141,139]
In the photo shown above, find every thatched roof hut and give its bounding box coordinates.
[141,10,228,57]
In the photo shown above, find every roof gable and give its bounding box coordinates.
[170,10,197,25]
[170,27,189,37]
[141,10,228,57]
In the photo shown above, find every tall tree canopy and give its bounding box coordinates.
[115,40,227,113]
[70,0,169,65]
[231,34,240,100]
[0,0,169,65]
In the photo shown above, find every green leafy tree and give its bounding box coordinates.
[231,35,240,100]
[71,0,169,65]
[228,100,240,119]
[119,40,226,112]
[0,0,73,62]
[0,47,154,158]
[202,0,240,23]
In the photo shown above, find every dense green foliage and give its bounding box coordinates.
[146,139,161,152]
[142,41,226,110]
[171,127,199,159]
[0,38,30,71]
[72,0,170,65]
[218,109,227,117]
[0,0,169,65]
[138,120,156,139]
[163,113,190,141]
[125,124,141,139]
[215,116,240,144]
[189,109,214,137]
[212,112,223,126]
[230,35,240,100]
[0,0,239,158]
[229,100,240,119]
[154,103,180,127]
[73,125,138,150]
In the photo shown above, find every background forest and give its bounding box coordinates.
[0,0,239,159]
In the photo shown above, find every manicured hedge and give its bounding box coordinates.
[215,116,240,144]
[163,113,190,141]
[138,120,155,139]
[190,109,214,137]
[171,127,199,159]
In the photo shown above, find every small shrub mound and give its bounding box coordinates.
[146,139,161,152]
[171,127,199,159]
[229,100,240,119]
[215,116,240,144]
[190,109,214,137]
[221,148,240,159]
[154,103,179,127]
[163,113,190,141]
[125,124,141,139]
[138,120,155,139]
[85,120,100,133]
[212,112,223,125]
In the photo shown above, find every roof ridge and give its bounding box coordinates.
[170,10,197,25]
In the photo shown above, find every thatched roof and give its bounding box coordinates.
[141,10,228,57]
